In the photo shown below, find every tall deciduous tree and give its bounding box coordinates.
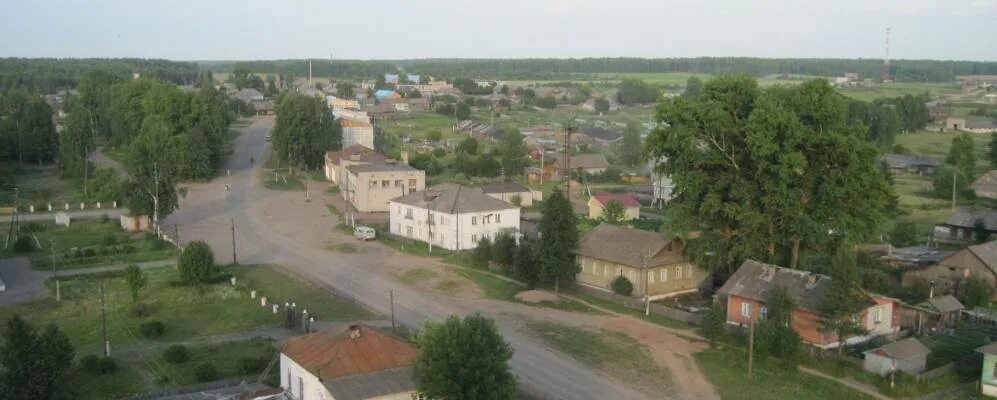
[616,78,660,105]
[124,264,147,303]
[593,97,610,114]
[414,314,516,400]
[617,124,642,167]
[500,129,528,177]
[646,76,892,272]
[600,200,626,225]
[272,94,341,169]
[123,116,182,233]
[946,133,976,180]
[537,188,579,290]
[819,251,868,355]
[683,76,704,100]
[0,315,76,400]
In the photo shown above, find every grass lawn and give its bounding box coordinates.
[453,267,521,301]
[261,169,305,191]
[398,268,438,284]
[3,219,176,270]
[695,348,875,400]
[0,264,371,398]
[893,130,990,162]
[590,72,712,87]
[562,286,696,331]
[524,320,673,395]
[0,163,79,207]
[838,82,962,102]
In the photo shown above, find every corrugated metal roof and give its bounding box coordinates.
[281,325,417,381]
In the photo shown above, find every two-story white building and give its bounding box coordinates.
[389,183,521,251]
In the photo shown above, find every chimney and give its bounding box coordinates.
[401,151,409,165]
[348,325,361,339]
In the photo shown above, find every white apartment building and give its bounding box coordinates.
[389,183,520,250]
[340,118,374,150]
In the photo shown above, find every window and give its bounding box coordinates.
[629,270,636,282]
[472,216,478,225]
[873,307,883,324]
[409,179,417,187]
[298,377,304,399]
[649,271,655,284]
[661,269,668,282]
[495,213,501,223]
[369,180,377,188]
[687,265,693,278]
[741,302,752,318]
[472,234,478,243]
[760,306,768,320]
[395,179,403,187]
[409,188,416,194]
[676,266,683,279]
[406,226,413,236]
[382,180,390,188]
[405,208,413,219]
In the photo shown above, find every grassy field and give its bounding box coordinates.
[524,320,673,395]
[0,163,79,207]
[3,219,176,269]
[0,264,372,398]
[695,348,874,400]
[838,82,963,102]
[590,72,713,86]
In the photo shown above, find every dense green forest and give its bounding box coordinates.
[205,57,997,82]
[0,58,200,93]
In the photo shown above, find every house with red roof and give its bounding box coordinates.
[279,324,419,400]
[588,192,640,221]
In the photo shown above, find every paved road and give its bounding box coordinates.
[163,118,651,400]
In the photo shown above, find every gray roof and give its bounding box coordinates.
[972,170,997,192]
[941,207,997,230]
[918,295,965,314]
[575,224,684,269]
[324,366,415,400]
[582,127,624,142]
[864,338,930,360]
[554,153,609,170]
[390,183,518,213]
[965,239,997,274]
[345,162,418,173]
[967,119,997,130]
[716,260,833,314]
[978,341,997,356]
[881,154,940,169]
[479,182,531,194]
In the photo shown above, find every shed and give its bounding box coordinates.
[862,338,930,376]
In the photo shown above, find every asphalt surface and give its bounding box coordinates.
[161,118,651,400]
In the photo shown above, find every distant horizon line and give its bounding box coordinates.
[4,56,997,63]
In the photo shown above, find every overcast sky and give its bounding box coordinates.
[2,0,995,61]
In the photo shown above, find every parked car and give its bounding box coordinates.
[354,226,376,241]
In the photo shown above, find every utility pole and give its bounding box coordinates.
[50,239,59,301]
[643,252,650,317]
[390,289,396,333]
[231,218,238,265]
[564,126,572,199]
[952,169,957,210]
[747,320,755,380]
[100,281,109,356]
[174,224,180,248]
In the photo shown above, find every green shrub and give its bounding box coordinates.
[162,345,189,364]
[122,244,136,253]
[83,248,97,258]
[138,321,166,339]
[79,354,101,373]
[237,356,268,374]
[101,233,118,246]
[178,241,216,284]
[610,275,633,296]
[193,363,219,382]
[97,357,117,374]
[13,236,35,252]
[131,303,154,318]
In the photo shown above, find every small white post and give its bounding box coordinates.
[261,296,267,306]
[272,304,279,314]
[112,201,117,208]
[79,202,85,210]
[230,276,237,286]
[251,290,257,299]
[96,202,101,209]
[48,203,52,212]
[29,205,34,213]
[64,203,70,211]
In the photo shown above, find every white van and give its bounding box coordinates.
[354,226,376,241]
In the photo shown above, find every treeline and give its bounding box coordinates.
[0,91,57,163]
[847,94,931,149]
[0,58,200,93]
[272,94,341,169]
[205,57,997,82]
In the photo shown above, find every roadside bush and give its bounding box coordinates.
[163,345,189,364]
[610,276,633,296]
[471,237,492,269]
[97,357,117,374]
[122,244,136,253]
[13,236,35,252]
[81,355,117,375]
[139,321,166,339]
[83,248,97,258]
[178,241,216,284]
[79,354,101,372]
[955,353,982,379]
[101,233,118,246]
[237,356,269,374]
[193,363,219,382]
[131,303,154,318]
